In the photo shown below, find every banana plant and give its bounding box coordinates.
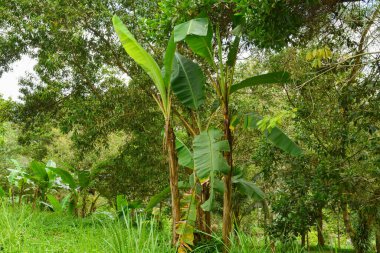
[48,167,93,217]
[28,160,58,202]
[113,15,183,244]
[7,159,30,206]
[42,193,72,215]
[172,17,302,248]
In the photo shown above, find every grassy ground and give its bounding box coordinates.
[0,203,360,253]
[0,204,172,253]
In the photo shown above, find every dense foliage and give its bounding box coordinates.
[0,0,379,252]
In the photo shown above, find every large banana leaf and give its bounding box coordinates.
[163,34,176,87]
[214,175,265,200]
[230,71,290,94]
[244,113,302,156]
[174,18,214,66]
[232,175,265,200]
[145,181,189,213]
[176,137,194,169]
[49,167,77,189]
[193,129,230,211]
[174,18,208,42]
[112,15,167,110]
[171,53,205,110]
[185,26,213,65]
[30,161,49,182]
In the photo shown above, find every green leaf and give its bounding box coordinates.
[244,113,302,156]
[193,129,230,211]
[233,176,265,200]
[60,194,72,211]
[49,167,77,189]
[30,161,48,182]
[174,18,208,42]
[230,71,291,94]
[176,137,194,169]
[47,194,62,213]
[112,15,167,111]
[0,186,5,197]
[184,23,214,65]
[145,187,170,213]
[116,195,128,211]
[145,181,189,214]
[171,53,205,110]
[163,34,176,87]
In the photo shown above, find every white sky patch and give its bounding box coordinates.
[0,55,37,101]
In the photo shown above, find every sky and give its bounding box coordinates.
[0,56,36,101]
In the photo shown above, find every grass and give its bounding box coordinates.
[0,203,172,253]
[0,202,361,253]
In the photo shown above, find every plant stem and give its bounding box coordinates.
[165,120,180,245]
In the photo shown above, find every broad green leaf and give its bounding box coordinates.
[174,18,208,42]
[232,176,265,200]
[116,195,128,211]
[184,23,214,65]
[244,113,302,156]
[145,187,170,213]
[60,194,72,211]
[47,194,62,213]
[49,167,77,189]
[171,53,205,110]
[193,129,230,179]
[30,161,48,182]
[176,137,194,169]
[230,71,291,94]
[145,181,189,214]
[163,34,176,87]
[112,15,167,110]
[193,129,230,211]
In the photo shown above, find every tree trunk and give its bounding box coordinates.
[18,183,24,206]
[165,122,180,246]
[202,184,211,236]
[342,203,355,243]
[317,207,325,246]
[222,102,233,251]
[376,229,380,253]
[81,193,87,218]
[301,232,306,247]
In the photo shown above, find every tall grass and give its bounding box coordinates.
[0,201,357,253]
[103,210,173,253]
[0,203,172,253]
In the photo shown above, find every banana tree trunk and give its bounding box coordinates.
[222,102,233,251]
[19,184,24,206]
[165,121,180,245]
[201,183,211,236]
[81,193,87,218]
